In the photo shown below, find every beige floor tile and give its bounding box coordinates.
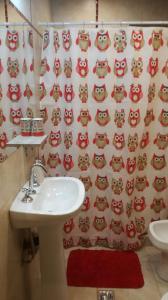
[68,287,97,300]
[145,245,161,260]
[113,288,160,300]
[155,279,168,299]
[149,261,168,298]
[136,245,148,262]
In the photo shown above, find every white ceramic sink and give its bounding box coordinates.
[10,177,85,228]
[10,176,85,300]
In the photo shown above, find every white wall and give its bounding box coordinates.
[9,0,31,20]
[51,0,95,21]
[9,0,52,24]
[1,1,168,30]
[4,0,168,30]
[0,1,52,23]
[31,0,52,24]
[51,0,168,21]
[0,1,23,22]
[99,0,168,21]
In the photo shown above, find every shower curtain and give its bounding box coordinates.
[40,27,168,250]
[0,28,35,161]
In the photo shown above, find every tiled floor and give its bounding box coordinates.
[66,245,168,300]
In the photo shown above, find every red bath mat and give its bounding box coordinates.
[67,249,144,288]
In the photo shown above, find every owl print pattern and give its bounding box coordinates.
[0,29,35,161]
[40,27,168,250]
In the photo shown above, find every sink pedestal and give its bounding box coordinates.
[10,177,85,300]
[38,225,68,300]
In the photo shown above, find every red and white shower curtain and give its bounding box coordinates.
[40,27,168,250]
[0,28,35,161]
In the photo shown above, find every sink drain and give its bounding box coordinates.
[97,290,115,300]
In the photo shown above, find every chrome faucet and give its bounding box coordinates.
[22,160,47,203]
[29,160,47,193]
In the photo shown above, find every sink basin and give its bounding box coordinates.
[10,176,85,300]
[10,177,85,228]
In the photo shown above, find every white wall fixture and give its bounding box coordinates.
[148,220,168,282]
[7,134,48,147]
[10,177,85,300]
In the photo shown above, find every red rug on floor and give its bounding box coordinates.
[67,249,144,288]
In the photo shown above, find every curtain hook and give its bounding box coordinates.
[22,22,25,35]
[13,22,16,31]
[23,21,27,30]
[22,24,25,48]
[82,21,85,31]
[46,22,49,36]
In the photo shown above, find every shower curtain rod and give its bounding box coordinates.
[0,22,29,26]
[0,22,43,38]
[38,20,168,27]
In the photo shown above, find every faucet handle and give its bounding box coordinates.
[22,187,29,193]
[35,159,45,166]
[21,188,34,203]
[35,159,42,164]
[22,187,36,195]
